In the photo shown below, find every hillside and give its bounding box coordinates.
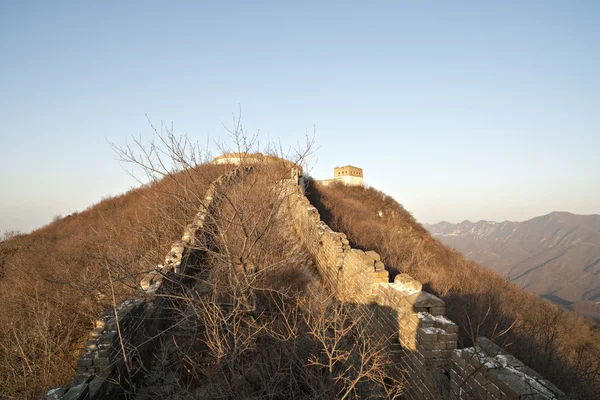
[0,163,229,398]
[2,152,599,399]
[425,212,600,322]
[305,180,600,399]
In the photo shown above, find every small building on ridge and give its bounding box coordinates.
[319,165,364,186]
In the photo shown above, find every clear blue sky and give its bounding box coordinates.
[1,1,599,233]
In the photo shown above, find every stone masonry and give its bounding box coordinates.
[42,165,566,400]
[286,169,565,399]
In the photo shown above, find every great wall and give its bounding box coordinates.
[42,160,566,400]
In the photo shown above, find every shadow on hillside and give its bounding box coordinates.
[128,254,422,399]
[138,300,435,398]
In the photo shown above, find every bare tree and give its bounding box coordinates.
[109,116,402,399]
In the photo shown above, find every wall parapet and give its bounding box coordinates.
[450,337,566,399]
[287,172,565,399]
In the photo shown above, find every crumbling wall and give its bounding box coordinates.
[43,166,566,400]
[373,275,458,399]
[42,166,248,400]
[284,173,456,398]
[283,174,388,303]
[286,171,565,400]
[450,337,565,399]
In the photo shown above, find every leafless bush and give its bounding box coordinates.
[111,120,403,399]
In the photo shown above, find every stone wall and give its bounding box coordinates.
[450,337,565,399]
[286,171,565,399]
[284,174,387,303]
[284,173,455,397]
[373,276,459,399]
[43,166,566,399]
[42,166,249,400]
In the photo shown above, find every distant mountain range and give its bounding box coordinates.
[425,212,600,323]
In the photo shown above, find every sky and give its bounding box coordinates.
[1,1,599,233]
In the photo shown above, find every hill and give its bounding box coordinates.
[2,148,599,399]
[305,180,600,398]
[425,212,600,322]
[0,162,229,398]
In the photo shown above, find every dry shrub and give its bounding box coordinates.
[0,162,229,399]
[137,161,403,399]
[305,179,600,399]
[1,120,402,399]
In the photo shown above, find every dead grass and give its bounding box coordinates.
[135,163,403,399]
[0,163,229,399]
[305,179,600,399]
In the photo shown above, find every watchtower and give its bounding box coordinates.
[333,165,363,186]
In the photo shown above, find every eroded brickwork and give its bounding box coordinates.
[286,170,565,400]
[450,337,565,399]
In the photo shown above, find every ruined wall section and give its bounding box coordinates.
[286,171,565,400]
[285,172,455,398]
[283,173,388,304]
[450,337,565,399]
[373,275,458,399]
[43,166,566,400]
[42,166,249,400]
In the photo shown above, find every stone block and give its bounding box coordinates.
[405,291,444,310]
[417,327,440,342]
[374,261,385,271]
[97,345,115,359]
[140,270,160,289]
[439,332,458,343]
[394,273,423,292]
[417,312,436,328]
[375,270,389,280]
[365,250,381,261]
[63,383,89,400]
[89,326,104,339]
[85,340,98,352]
[76,365,88,374]
[423,341,447,351]
[98,331,118,345]
[93,356,110,366]
[428,306,446,316]
[77,354,94,367]
[443,323,459,334]
[445,341,458,350]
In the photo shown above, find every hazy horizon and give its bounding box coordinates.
[2,1,599,233]
[424,210,600,226]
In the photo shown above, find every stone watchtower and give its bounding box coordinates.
[333,165,363,186]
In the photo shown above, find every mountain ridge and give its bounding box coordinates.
[425,211,600,322]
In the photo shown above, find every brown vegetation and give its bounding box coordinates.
[111,126,403,399]
[305,179,600,399]
[1,124,403,399]
[0,160,228,398]
[136,160,402,399]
